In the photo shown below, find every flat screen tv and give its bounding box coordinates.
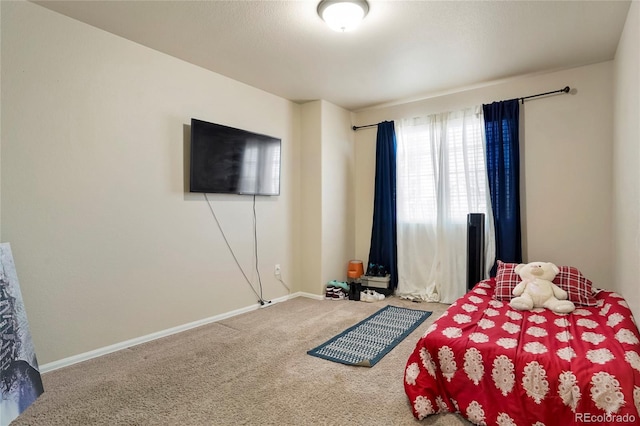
[190,118,281,195]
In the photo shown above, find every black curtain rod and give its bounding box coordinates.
[352,123,378,131]
[517,86,570,104]
[352,85,571,131]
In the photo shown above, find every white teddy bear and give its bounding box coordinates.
[509,261,575,314]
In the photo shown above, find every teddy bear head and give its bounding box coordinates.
[514,261,559,282]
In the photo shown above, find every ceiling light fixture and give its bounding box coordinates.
[317,0,369,32]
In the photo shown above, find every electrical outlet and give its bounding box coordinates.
[274,264,281,276]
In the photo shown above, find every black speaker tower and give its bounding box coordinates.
[467,213,485,291]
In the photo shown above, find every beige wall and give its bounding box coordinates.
[300,100,355,293]
[613,0,640,321]
[1,1,300,364]
[300,101,323,294]
[320,101,355,286]
[354,62,614,291]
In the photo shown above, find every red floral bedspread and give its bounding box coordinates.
[404,279,640,425]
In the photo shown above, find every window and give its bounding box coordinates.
[396,108,489,224]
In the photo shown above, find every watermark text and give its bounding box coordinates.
[575,413,636,424]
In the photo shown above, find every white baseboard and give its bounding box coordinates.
[40,292,319,373]
[297,291,324,300]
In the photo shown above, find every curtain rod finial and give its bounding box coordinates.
[563,86,570,93]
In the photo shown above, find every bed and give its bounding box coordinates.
[404,263,640,425]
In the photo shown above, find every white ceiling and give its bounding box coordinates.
[32,0,631,111]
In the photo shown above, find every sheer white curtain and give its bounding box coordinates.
[395,107,495,303]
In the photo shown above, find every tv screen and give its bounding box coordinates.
[190,119,281,195]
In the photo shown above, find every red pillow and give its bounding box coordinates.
[494,261,520,300]
[554,266,597,306]
[493,261,597,306]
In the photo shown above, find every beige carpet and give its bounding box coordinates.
[13,296,472,425]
